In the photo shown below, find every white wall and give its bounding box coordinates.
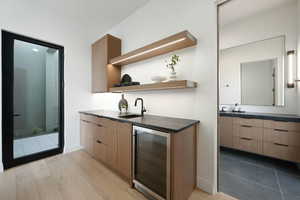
[220,0,298,114]
[90,0,218,193]
[0,0,93,171]
[297,0,300,115]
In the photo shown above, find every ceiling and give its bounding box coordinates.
[27,0,150,39]
[219,0,296,26]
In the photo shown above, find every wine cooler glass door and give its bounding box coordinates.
[133,126,170,200]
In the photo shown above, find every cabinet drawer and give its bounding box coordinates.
[94,140,107,162]
[80,119,94,155]
[240,126,263,141]
[264,120,300,132]
[233,118,263,127]
[93,124,107,145]
[96,117,112,128]
[263,129,300,147]
[263,142,300,162]
[80,114,98,124]
[80,114,110,127]
[233,137,262,154]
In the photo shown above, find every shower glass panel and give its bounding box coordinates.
[13,40,60,158]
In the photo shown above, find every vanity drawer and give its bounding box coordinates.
[233,137,262,154]
[233,125,263,140]
[263,129,300,147]
[233,118,263,127]
[263,142,300,162]
[240,126,263,140]
[263,120,300,132]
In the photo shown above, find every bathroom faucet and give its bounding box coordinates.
[220,106,226,112]
[232,103,239,112]
[134,98,147,116]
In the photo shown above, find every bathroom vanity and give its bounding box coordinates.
[79,110,199,200]
[220,111,300,163]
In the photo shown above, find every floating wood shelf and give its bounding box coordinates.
[110,30,197,66]
[109,80,197,93]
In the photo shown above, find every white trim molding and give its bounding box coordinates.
[197,176,217,194]
[63,145,83,154]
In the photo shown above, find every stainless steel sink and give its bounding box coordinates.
[118,114,142,119]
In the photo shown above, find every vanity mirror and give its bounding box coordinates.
[240,58,278,106]
[220,35,286,107]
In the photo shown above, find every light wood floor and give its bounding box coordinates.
[0,150,236,200]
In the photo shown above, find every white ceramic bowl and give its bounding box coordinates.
[151,75,167,83]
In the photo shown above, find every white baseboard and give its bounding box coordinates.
[63,145,83,154]
[197,177,216,194]
[0,162,3,173]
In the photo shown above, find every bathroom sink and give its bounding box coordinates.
[119,114,142,119]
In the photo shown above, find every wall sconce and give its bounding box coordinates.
[287,50,296,88]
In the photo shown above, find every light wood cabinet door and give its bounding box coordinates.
[220,116,300,163]
[80,120,88,150]
[80,114,133,184]
[92,122,107,163]
[263,129,300,147]
[80,120,94,156]
[239,126,263,141]
[219,117,233,148]
[91,34,121,93]
[263,142,300,162]
[264,120,300,131]
[92,37,107,93]
[94,140,107,163]
[93,123,106,144]
[233,137,263,154]
[105,121,118,169]
[116,122,132,181]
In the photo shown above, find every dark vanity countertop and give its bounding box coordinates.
[220,111,300,122]
[79,110,199,133]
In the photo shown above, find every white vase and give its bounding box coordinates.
[169,71,177,81]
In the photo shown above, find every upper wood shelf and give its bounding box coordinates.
[109,80,197,93]
[109,30,197,66]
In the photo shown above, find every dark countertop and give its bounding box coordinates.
[79,110,200,133]
[220,111,300,122]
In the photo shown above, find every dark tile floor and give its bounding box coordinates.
[220,148,300,200]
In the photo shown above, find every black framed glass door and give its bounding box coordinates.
[2,31,64,169]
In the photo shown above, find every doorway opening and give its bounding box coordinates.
[217,0,300,199]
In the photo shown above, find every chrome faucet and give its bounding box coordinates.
[134,98,146,116]
[232,103,239,112]
[220,106,226,112]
